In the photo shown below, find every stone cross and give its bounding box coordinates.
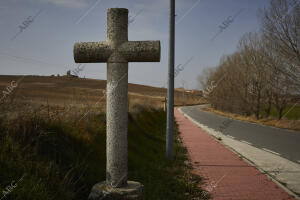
[74,8,160,191]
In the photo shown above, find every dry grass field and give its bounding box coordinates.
[0,75,204,113]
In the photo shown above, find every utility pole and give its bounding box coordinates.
[166,0,175,160]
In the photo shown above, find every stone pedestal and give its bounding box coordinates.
[88,181,144,200]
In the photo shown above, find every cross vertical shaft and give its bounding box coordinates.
[106,8,128,188]
[106,62,128,187]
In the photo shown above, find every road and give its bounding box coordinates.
[180,105,300,164]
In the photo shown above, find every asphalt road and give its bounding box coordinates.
[180,105,300,164]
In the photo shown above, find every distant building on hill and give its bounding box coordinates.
[65,70,78,78]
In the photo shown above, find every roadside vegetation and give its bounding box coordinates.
[199,0,300,129]
[202,106,300,131]
[0,101,206,200]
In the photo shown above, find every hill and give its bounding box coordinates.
[0,75,204,110]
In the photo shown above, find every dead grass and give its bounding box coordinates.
[0,75,204,111]
[202,107,300,131]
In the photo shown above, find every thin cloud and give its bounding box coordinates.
[33,0,88,9]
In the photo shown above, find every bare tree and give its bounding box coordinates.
[197,67,216,91]
[239,32,268,119]
[259,0,300,90]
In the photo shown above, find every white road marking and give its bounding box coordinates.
[241,140,252,145]
[262,148,280,156]
[227,135,235,139]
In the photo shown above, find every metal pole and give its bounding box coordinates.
[166,0,175,160]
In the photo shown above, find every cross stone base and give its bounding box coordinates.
[88,181,144,200]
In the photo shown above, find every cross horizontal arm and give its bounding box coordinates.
[74,40,160,63]
[119,41,160,62]
[74,42,112,63]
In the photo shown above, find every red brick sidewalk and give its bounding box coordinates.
[175,109,296,200]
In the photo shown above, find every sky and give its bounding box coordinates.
[0,0,270,89]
